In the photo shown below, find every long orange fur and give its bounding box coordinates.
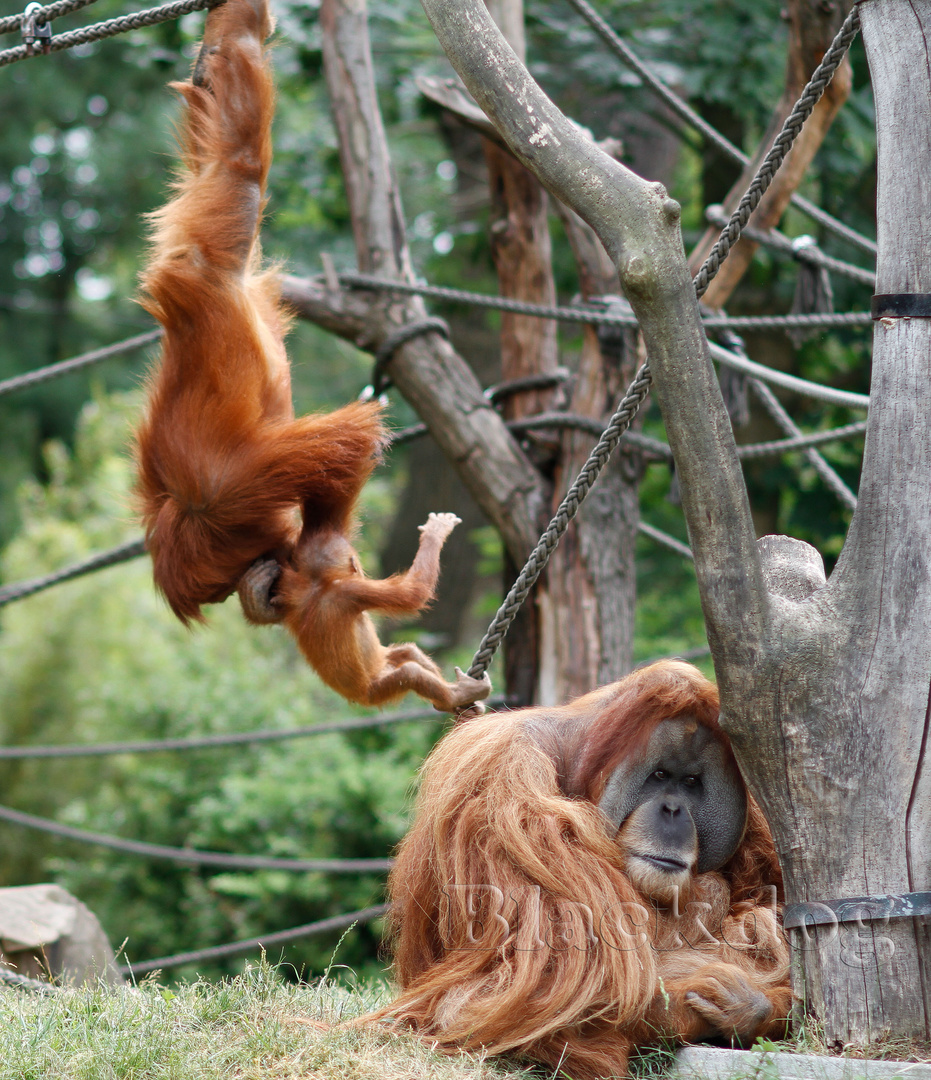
[134,0,489,713]
[374,661,790,1078]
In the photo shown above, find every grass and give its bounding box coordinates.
[4,961,930,1080]
[0,961,535,1080]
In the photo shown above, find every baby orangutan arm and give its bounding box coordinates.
[238,513,491,713]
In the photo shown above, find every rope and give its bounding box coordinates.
[0,0,97,35]
[693,7,862,298]
[0,968,59,995]
[638,522,692,561]
[121,903,390,975]
[466,363,653,679]
[708,340,869,409]
[484,369,570,405]
[640,643,712,667]
[0,0,222,68]
[0,704,489,760]
[365,317,450,397]
[0,538,145,607]
[339,271,872,332]
[0,804,393,873]
[704,206,875,288]
[0,330,161,399]
[750,377,858,511]
[735,419,867,460]
[563,0,876,257]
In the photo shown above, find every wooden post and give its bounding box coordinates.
[420,0,931,1042]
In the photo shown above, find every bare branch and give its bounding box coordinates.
[318,0,546,562]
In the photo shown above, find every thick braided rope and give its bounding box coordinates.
[693,6,862,298]
[0,0,98,36]
[339,271,872,331]
[467,363,652,679]
[565,0,875,257]
[0,0,222,67]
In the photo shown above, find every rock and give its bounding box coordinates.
[0,884,124,986]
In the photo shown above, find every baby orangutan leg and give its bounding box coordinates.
[367,647,492,713]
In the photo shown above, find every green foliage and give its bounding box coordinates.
[0,392,441,980]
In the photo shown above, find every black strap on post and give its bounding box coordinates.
[871,294,931,319]
[783,891,931,930]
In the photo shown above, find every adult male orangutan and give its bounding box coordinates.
[374,660,790,1078]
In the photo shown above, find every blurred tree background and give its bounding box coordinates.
[0,0,875,982]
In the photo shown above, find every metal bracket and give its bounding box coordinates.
[871,294,931,319]
[22,2,52,54]
[783,891,931,931]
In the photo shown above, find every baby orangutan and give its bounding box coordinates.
[134,0,490,713]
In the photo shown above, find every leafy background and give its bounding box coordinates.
[0,0,875,981]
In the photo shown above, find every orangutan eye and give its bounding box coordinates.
[652,769,668,781]
[683,775,699,787]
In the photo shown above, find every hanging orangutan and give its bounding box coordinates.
[133,0,490,713]
[373,660,790,1078]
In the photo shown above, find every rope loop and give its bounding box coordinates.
[361,316,450,398]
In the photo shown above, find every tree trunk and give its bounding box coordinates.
[549,196,643,696]
[318,0,545,571]
[421,0,931,1044]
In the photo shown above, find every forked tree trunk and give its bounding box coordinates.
[421,0,931,1044]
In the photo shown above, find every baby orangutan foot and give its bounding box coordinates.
[238,555,284,625]
[438,668,492,715]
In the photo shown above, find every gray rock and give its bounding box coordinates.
[0,883,124,986]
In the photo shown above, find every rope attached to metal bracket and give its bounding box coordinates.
[21,2,52,53]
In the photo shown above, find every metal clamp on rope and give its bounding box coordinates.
[22,2,51,54]
[790,234,818,257]
[871,294,931,319]
[783,891,931,931]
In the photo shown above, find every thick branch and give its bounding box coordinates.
[419,0,767,666]
[319,0,545,562]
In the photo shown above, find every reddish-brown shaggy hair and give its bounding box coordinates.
[132,0,490,715]
[373,661,789,1078]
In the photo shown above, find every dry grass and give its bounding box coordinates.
[0,961,537,1080]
